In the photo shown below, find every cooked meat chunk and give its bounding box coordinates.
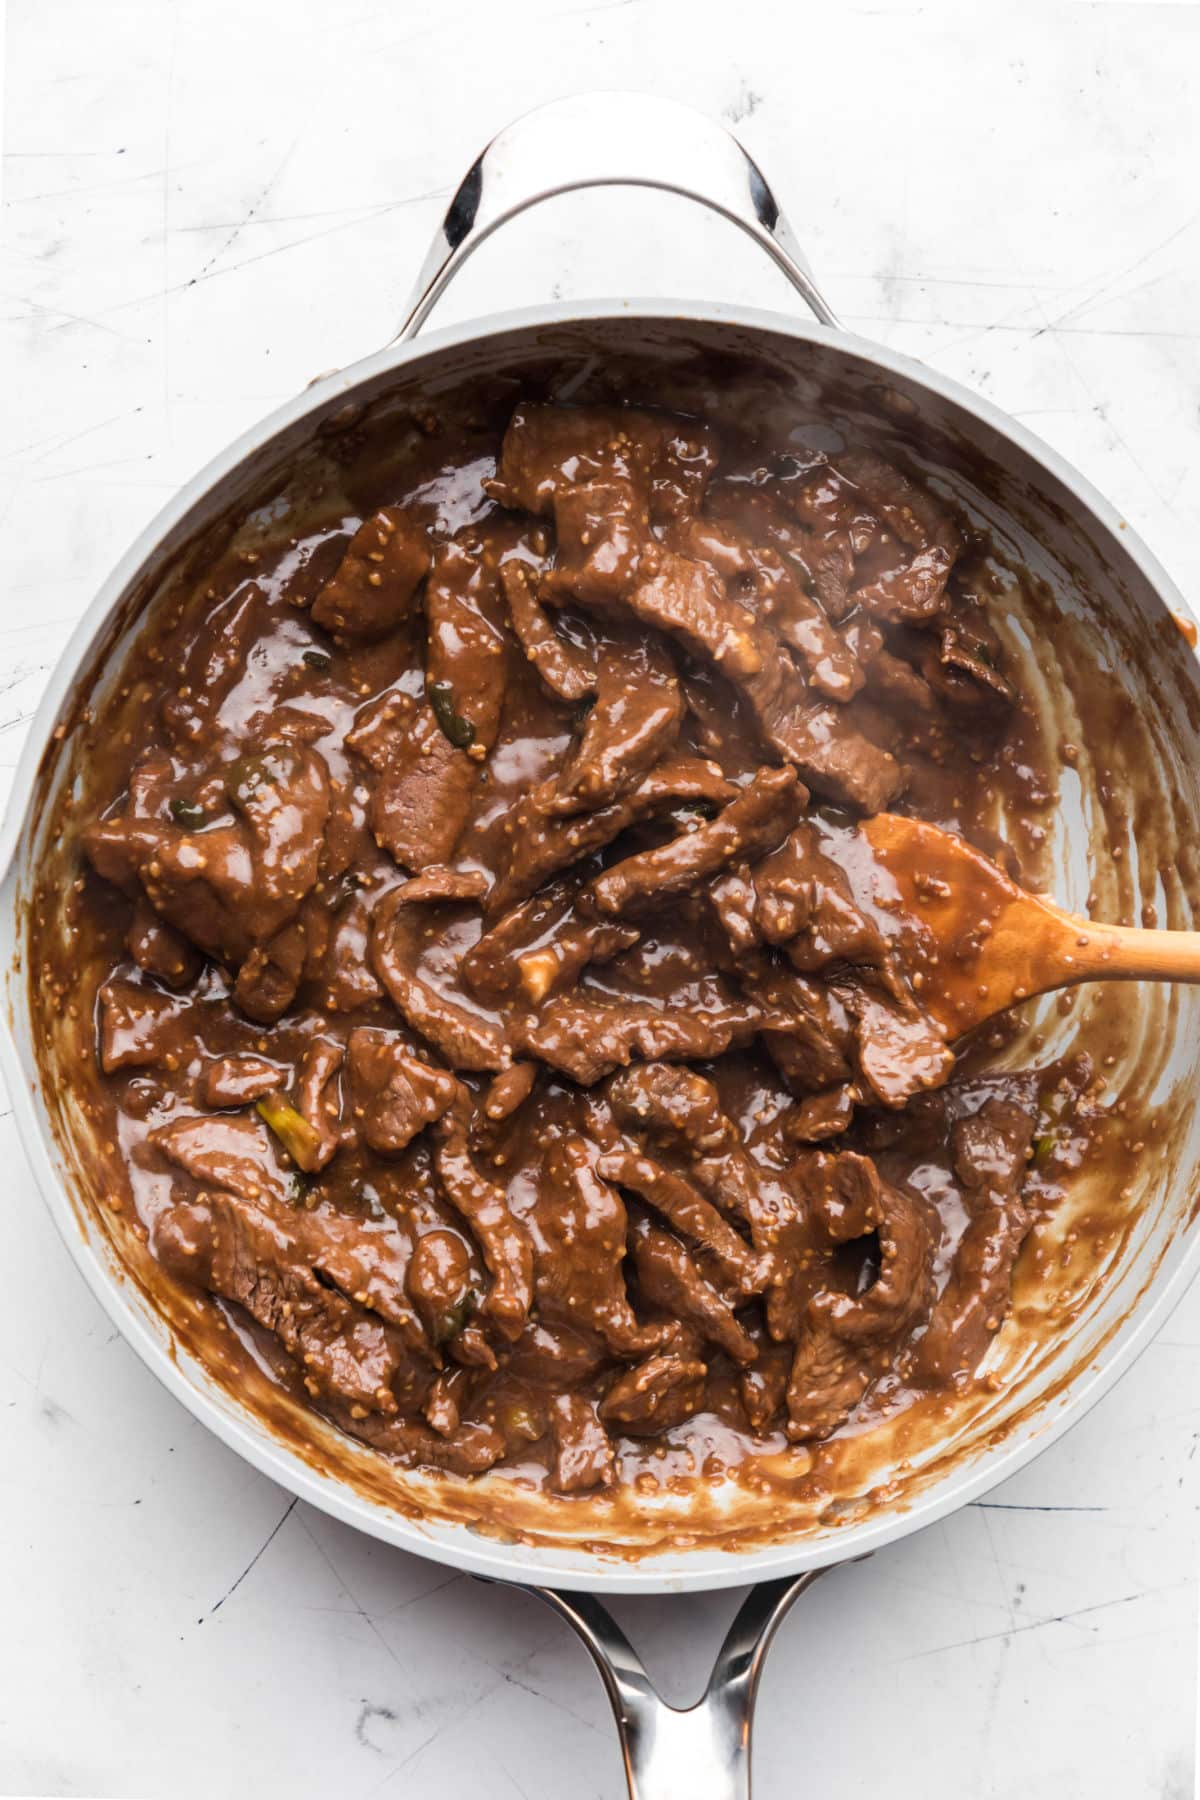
[529,1137,663,1356]
[623,550,902,810]
[98,979,187,1073]
[369,886,508,1073]
[347,689,478,871]
[201,1055,285,1109]
[310,507,430,642]
[434,1111,533,1340]
[834,450,962,623]
[630,1217,757,1366]
[153,1192,407,1414]
[600,1352,707,1436]
[85,742,331,967]
[516,991,764,1085]
[126,899,201,988]
[500,563,596,702]
[786,1169,937,1440]
[152,1111,286,1204]
[346,1027,462,1154]
[492,403,718,523]
[550,631,682,815]
[913,1098,1035,1386]
[549,1392,614,1493]
[583,765,803,918]
[597,1150,768,1296]
[405,1227,479,1346]
[486,753,736,916]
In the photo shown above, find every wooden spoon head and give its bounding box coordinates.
[860,814,1081,1038]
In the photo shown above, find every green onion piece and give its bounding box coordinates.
[432,1286,478,1345]
[302,648,332,672]
[224,752,276,815]
[288,1171,313,1206]
[256,1092,324,1173]
[169,797,207,829]
[427,681,475,749]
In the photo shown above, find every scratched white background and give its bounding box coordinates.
[2,2,1200,1796]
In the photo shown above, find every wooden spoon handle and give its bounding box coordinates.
[1069,921,1200,986]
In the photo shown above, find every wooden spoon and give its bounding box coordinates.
[859,812,1198,1039]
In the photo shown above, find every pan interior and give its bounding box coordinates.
[11,308,1200,1583]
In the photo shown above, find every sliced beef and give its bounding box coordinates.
[623,550,902,811]
[839,984,955,1109]
[583,765,803,918]
[831,450,962,624]
[152,1111,285,1204]
[549,1392,615,1493]
[310,889,383,1013]
[528,1136,663,1357]
[786,1169,937,1440]
[500,563,596,702]
[346,1027,462,1154]
[310,507,430,642]
[85,743,331,968]
[550,631,682,814]
[487,754,735,916]
[480,1061,538,1122]
[405,1227,480,1346]
[201,1054,284,1109]
[597,1150,768,1296]
[126,899,201,988]
[346,689,477,872]
[154,1193,408,1414]
[516,991,764,1086]
[233,919,307,1025]
[671,512,865,703]
[369,885,508,1073]
[600,1352,707,1436]
[913,1098,1035,1387]
[434,1111,533,1341]
[629,1216,757,1366]
[98,979,188,1073]
[492,403,718,524]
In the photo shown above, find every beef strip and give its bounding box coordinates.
[153,1192,410,1415]
[346,1027,463,1154]
[583,764,804,918]
[600,1352,707,1436]
[549,631,683,815]
[913,1098,1035,1387]
[549,1392,615,1493]
[516,991,765,1086]
[433,1110,533,1341]
[597,1150,769,1297]
[528,1136,664,1356]
[500,562,596,702]
[310,507,430,642]
[629,1216,758,1366]
[98,979,188,1073]
[201,1054,285,1109]
[622,549,902,811]
[786,1163,938,1440]
[346,689,478,872]
[369,886,508,1073]
[85,742,331,969]
[486,753,735,916]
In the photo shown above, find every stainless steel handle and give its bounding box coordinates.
[395,92,840,341]
[526,1572,824,1799]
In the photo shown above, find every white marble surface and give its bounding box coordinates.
[3,3,1200,1796]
